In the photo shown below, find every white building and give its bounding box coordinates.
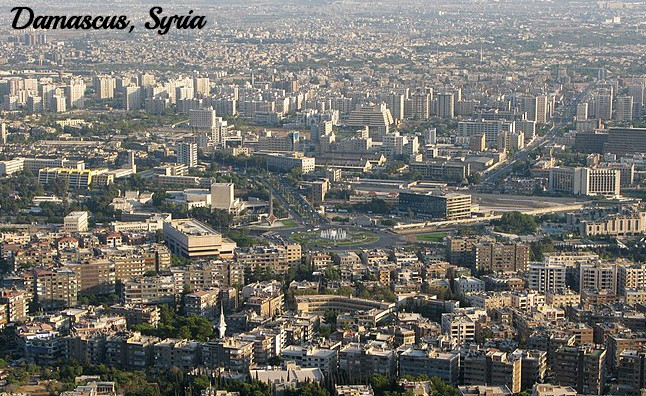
[458,120,515,148]
[454,276,485,295]
[177,142,198,168]
[163,218,236,258]
[528,262,566,293]
[579,263,617,293]
[211,182,238,213]
[64,211,89,233]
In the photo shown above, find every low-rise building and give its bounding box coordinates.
[163,219,236,259]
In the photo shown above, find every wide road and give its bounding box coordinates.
[482,80,598,184]
[482,125,557,183]
[255,176,306,225]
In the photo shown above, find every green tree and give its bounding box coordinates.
[192,375,211,396]
[530,237,555,261]
[370,374,396,396]
[492,211,538,235]
[177,326,191,340]
[284,383,329,396]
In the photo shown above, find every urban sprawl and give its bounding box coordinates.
[1,1,646,396]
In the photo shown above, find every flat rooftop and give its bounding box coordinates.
[168,219,219,236]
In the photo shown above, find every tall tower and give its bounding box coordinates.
[218,303,227,338]
[127,150,136,172]
[0,122,6,145]
[266,192,276,226]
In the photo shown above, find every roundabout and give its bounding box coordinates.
[290,228,380,247]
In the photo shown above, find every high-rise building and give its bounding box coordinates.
[497,131,524,152]
[40,84,56,111]
[425,128,437,144]
[535,94,549,123]
[574,131,608,153]
[579,262,617,293]
[543,167,621,198]
[26,95,42,112]
[615,95,634,121]
[52,95,67,112]
[124,85,142,111]
[516,119,536,140]
[177,142,198,168]
[473,242,530,272]
[591,93,613,120]
[576,102,589,120]
[0,288,29,322]
[94,76,115,99]
[436,93,455,119]
[193,77,210,97]
[528,262,567,293]
[411,92,431,119]
[617,264,646,296]
[189,108,217,129]
[628,84,644,118]
[0,122,6,145]
[387,93,405,121]
[553,346,606,396]
[66,78,85,109]
[511,349,548,391]
[189,108,223,144]
[346,103,394,142]
[519,95,548,123]
[127,150,136,173]
[138,73,156,87]
[617,350,646,395]
[447,236,490,266]
[311,179,329,202]
[211,182,236,213]
[33,267,79,310]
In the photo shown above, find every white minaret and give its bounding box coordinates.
[218,303,227,338]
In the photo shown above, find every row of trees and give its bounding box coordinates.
[4,356,463,396]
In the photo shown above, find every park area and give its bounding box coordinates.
[414,232,448,242]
